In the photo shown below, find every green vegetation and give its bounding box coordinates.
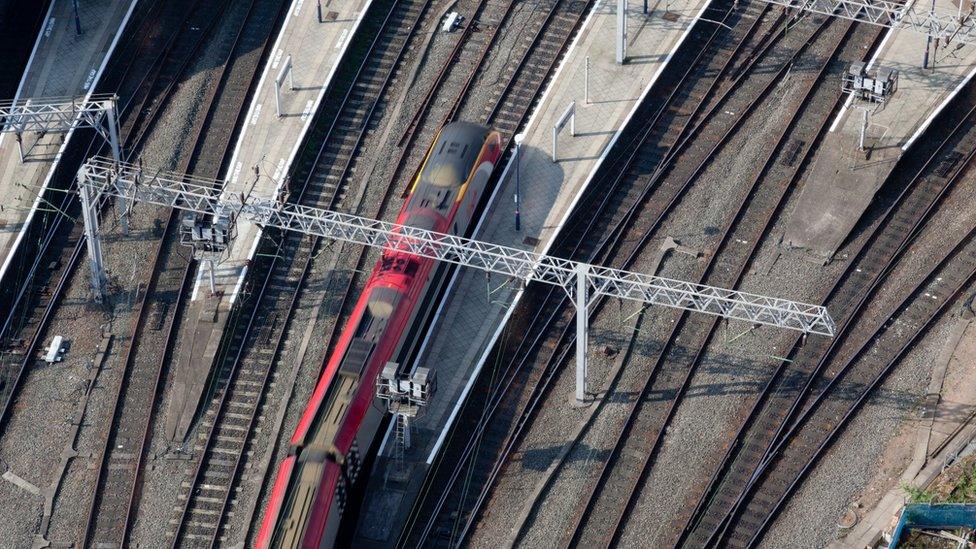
[903,458,976,504]
[903,484,936,504]
[946,461,976,503]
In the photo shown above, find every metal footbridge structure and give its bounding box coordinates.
[76,156,835,401]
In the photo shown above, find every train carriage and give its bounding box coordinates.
[257,121,503,549]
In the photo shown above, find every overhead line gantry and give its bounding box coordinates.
[76,156,835,401]
[757,0,976,44]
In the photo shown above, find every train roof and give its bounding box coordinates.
[421,122,492,187]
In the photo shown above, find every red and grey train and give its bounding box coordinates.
[256,122,503,548]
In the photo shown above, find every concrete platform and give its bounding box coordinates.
[0,0,137,286]
[354,0,713,543]
[164,0,374,443]
[783,8,976,260]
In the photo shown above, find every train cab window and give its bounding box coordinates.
[427,164,460,188]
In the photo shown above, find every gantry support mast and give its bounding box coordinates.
[77,157,835,400]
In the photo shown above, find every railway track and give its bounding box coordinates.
[82,1,287,546]
[688,83,976,548]
[0,0,211,433]
[559,16,868,549]
[399,1,764,543]
[167,0,432,544]
[393,0,591,199]
[400,3,886,546]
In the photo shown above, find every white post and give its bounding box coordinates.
[570,102,576,136]
[78,174,106,302]
[617,0,627,64]
[552,126,558,162]
[105,100,127,234]
[105,101,121,165]
[275,81,282,118]
[276,54,294,118]
[859,108,868,151]
[207,259,217,296]
[585,56,590,104]
[402,415,411,449]
[575,263,589,402]
[552,101,576,162]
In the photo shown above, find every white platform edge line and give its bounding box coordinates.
[198,0,300,302]
[828,25,897,133]
[202,0,375,304]
[0,1,55,151]
[422,0,717,464]
[902,64,976,151]
[826,0,924,132]
[0,0,139,288]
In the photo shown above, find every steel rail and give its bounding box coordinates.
[743,228,976,547]
[81,1,269,545]
[684,84,976,549]
[168,0,429,544]
[554,12,853,549]
[405,1,805,543]
[706,106,976,547]
[502,7,771,548]
[215,0,433,541]
[119,0,235,150]
[598,20,861,549]
[0,0,227,436]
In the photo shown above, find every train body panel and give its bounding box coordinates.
[257,122,502,549]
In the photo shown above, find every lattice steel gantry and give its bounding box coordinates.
[0,94,121,163]
[1,96,124,300]
[758,0,976,44]
[77,157,835,401]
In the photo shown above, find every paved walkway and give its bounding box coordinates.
[784,6,976,260]
[0,0,137,286]
[354,0,713,543]
[164,0,374,442]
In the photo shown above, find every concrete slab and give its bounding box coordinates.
[354,0,713,543]
[164,0,375,443]
[0,0,138,286]
[783,7,976,260]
